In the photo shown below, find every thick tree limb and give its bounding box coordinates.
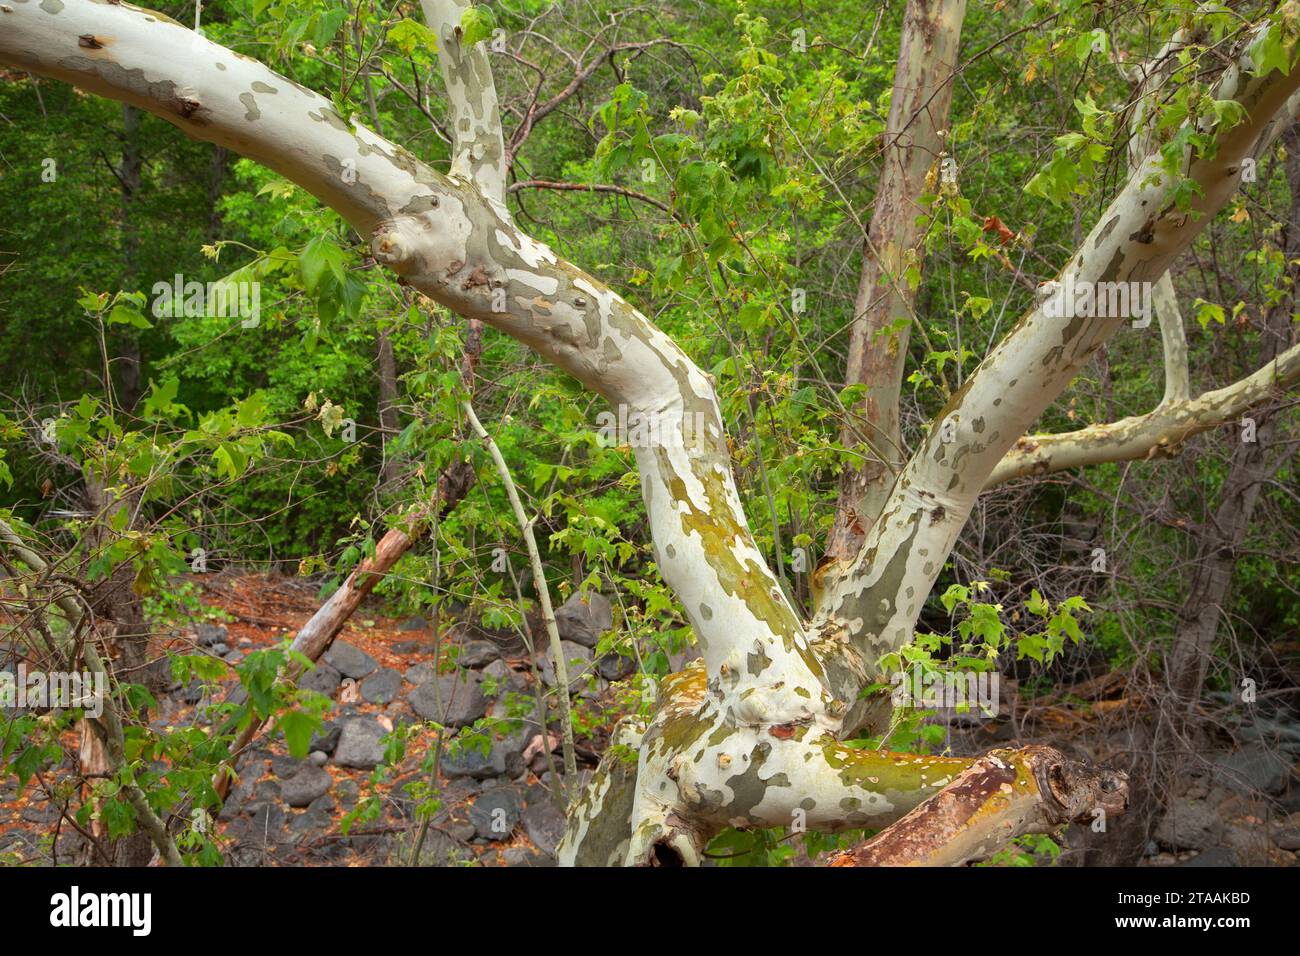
[829,0,968,561]
[1121,31,1198,406]
[559,661,1128,866]
[986,340,1300,486]
[418,0,507,202]
[830,745,1128,867]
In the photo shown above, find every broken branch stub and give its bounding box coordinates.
[830,746,1129,867]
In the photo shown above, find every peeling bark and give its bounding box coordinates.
[831,746,1128,867]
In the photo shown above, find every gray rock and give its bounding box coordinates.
[177,679,208,705]
[470,788,522,841]
[1224,824,1273,865]
[444,722,531,780]
[596,651,635,682]
[443,743,505,780]
[323,641,378,680]
[360,668,402,704]
[308,750,329,767]
[334,718,387,770]
[287,809,332,844]
[254,780,282,803]
[308,792,335,814]
[1272,826,1300,851]
[1236,715,1300,753]
[1178,846,1236,867]
[404,662,436,685]
[246,803,286,845]
[448,821,476,843]
[398,616,430,632]
[522,798,566,855]
[299,661,342,697]
[223,650,245,665]
[408,671,489,727]
[1213,746,1293,795]
[270,754,302,778]
[336,778,360,810]
[1155,798,1224,850]
[211,642,230,657]
[502,847,548,867]
[554,591,613,648]
[482,658,527,694]
[282,765,333,808]
[195,623,227,647]
[392,640,426,655]
[460,640,499,668]
[310,722,341,755]
[538,641,594,695]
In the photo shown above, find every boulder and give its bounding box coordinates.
[459,640,500,668]
[596,651,635,681]
[1154,797,1223,850]
[470,788,522,841]
[1212,745,1293,795]
[299,661,342,697]
[360,668,402,704]
[323,641,378,680]
[481,658,527,694]
[404,662,436,685]
[282,765,333,808]
[554,591,613,648]
[408,670,489,727]
[522,798,566,856]
[195,622,228,648]
[538,641,594,695]
[334,718,387,770]
[309,722,341,755]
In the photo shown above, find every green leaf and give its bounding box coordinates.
[389,18,439,56]
[107,302,153,329]
[277,709,322,759]
[460,5,497,48]
[312,8,348,48]
[299,236,347,295]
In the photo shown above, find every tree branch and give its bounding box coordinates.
[507,178,671,214]
[985,339,1300,486]
[829,0,969,561]
[418,0,507,202]
[462,400,580,798]
[830,745,1128,866]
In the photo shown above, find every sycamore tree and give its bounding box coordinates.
[3,0,1300,867]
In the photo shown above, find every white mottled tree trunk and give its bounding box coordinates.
[5,0,1298,865]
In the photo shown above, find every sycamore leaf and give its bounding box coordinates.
[460,5,496,48]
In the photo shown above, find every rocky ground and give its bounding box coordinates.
[2,572,1297,866]
[0,572,633,867]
